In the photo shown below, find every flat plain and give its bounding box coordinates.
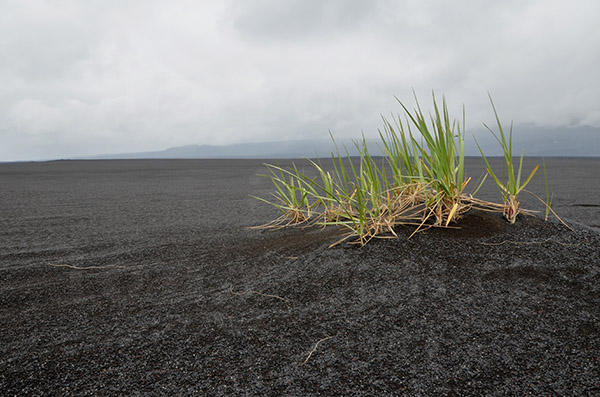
[1,157,599,395]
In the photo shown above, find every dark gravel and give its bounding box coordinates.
[1,158,599,396]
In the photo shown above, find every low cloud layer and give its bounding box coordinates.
[1,0,599,161]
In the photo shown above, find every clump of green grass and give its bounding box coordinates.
[475,95,539,223]
[253,92,568,246]
[394,93,471,228]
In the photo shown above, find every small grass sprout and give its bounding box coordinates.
[475,94,539,223]
[251,163,314,228]
[543,158,554,221]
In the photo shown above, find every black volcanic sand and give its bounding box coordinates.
[1,158,599,395]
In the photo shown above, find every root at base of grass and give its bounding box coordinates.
[253,194,525,247]
[228,285,290,305]
[253,182,570,247]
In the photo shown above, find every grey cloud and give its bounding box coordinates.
[232,0,381,41]
[0,3,104,82]
[1,0,599,161]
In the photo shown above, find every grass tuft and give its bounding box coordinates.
[254,93,568,245]
[474,94,539,223]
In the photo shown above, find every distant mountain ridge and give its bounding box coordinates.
[79,125,599,159]
[81,140,339,159]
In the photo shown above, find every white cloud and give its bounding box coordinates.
[1,0,599,160]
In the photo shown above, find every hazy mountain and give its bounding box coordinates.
[469,125,600,157]
[80,125,599,160]
[81,140,340,160]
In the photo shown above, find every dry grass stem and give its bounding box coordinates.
[523,189,573,231]
[48,263,127,270]
[301,334,337,366]
[229,285,290,304]
[481,238,581,247]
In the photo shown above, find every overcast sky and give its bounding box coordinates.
[1,0,599,161]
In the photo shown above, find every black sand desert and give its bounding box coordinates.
[1,157,599,395]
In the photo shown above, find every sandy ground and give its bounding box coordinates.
[1,157,599,395]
